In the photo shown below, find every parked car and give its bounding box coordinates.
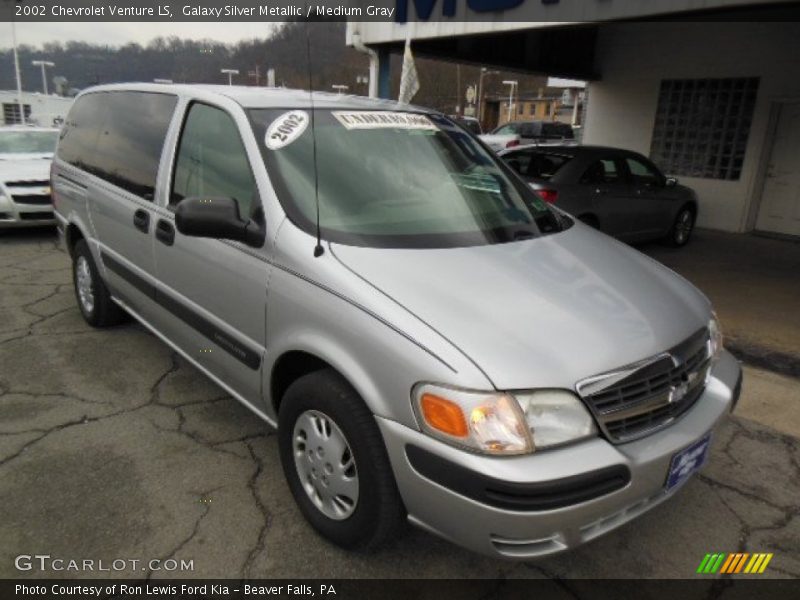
[53,84,740,559]
[449,115,482,135]
[500,144,699,246]
[0,126,60,228]
[479,120,575,152]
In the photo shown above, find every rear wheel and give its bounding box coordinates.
[667,206,695,247]
[72,239,125,327]
[278,369,405,551]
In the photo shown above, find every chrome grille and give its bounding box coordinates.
[6,180,51,206]
[577,329,711,443]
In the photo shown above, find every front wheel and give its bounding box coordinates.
[667,207,695,247]
[278,369,405,551]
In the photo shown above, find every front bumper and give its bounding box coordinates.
[378,350,741,559]
[0,200,55,228]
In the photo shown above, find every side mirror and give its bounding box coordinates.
[175,196,265,248]
[665,177,678,188]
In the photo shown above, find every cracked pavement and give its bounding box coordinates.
[1,229,798,580]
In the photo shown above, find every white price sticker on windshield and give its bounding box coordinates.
[265,110,309,150]
[333,111,437,130]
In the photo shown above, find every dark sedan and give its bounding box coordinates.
[499,144,699,246]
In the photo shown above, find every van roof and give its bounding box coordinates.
[77,83,431,113]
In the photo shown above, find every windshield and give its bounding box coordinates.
[250,109,564,248]
[0,130,59,154]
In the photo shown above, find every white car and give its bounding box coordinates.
[0,127,60,228]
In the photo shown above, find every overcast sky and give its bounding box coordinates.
[3,22,281,49]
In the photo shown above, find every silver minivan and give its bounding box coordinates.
[53,84,742,559]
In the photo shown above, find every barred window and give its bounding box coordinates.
[650,78,759,180]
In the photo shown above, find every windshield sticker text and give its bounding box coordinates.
[265,110,309,150]
[332,111,437,130]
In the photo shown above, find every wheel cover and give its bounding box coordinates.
[75,256,95,315]
[292,410,359,520]
[675,210,693,243]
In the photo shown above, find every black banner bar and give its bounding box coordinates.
[3,579,800,600]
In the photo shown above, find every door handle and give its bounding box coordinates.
[133,209,150,233]
[595,188,609,195]
[155,219,175,246]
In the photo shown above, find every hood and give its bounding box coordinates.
[330,225,710,390]
[0,156,52,184]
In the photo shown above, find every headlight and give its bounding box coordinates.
[412,384,597,455]
[515,390,598,449]
[709,312,723,360]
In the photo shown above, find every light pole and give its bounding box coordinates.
[221,69,239,86]
[502,80,518,123]
[32,60,55,95]
[11,22,25,124]
[477,68,499,128]
[331,84,349,95]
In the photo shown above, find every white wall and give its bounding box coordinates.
[0,92,73,127]
[582,22,800,232]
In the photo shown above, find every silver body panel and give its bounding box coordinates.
[52,84,740,558]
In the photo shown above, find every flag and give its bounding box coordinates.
[398,36,420,104]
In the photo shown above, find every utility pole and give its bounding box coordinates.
[248,65,260,86]
[502,80,518,123]
[32,60,55,95]
[11,22,25,124]
[477,68,499,128]
[456,64,461,115]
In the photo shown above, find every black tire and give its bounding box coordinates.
[72,239,125,327]
[278,369,405,551]
[665,206,695,247]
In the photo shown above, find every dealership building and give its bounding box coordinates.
[348,0,800,237]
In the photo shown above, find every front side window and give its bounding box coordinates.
[250,109,565,248]
[172,103,257,219]
[0,130,59,154]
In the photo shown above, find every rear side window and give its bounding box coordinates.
[581,159,621,184]
[541,123,574,139]
[625,157,662,186]
[171,103,257,219]
[94,92,177,200]
[58,91,177,200]
[506,151,572,180]
[57,93,109,175]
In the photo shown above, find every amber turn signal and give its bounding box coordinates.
[420,393,468,438]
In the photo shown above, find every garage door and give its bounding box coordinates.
[756,102,800,236]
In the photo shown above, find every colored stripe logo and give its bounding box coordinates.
[696,553,773,574]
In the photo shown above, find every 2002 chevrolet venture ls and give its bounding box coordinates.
[52,84,742,558]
